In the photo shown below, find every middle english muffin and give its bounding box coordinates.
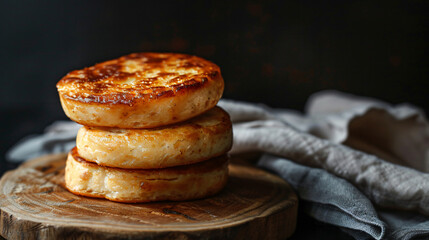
[76,107,233,169]
[56,52,224,128]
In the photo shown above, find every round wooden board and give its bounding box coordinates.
[0,154,298,240]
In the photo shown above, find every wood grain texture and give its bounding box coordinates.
[0,154,298,240]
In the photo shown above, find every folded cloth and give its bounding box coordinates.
[259,155,386,240]
[5,90,429,240]
[218,91,429,214]
[217,91,429,240]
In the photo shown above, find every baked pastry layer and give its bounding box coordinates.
[57,52,224,128]
[76,106,232,169]
[65,148,229,203]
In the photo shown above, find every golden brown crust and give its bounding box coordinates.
[56,53,221,106]
[65,148,229,203]
[76,106,232,169]
[57,53,224,128]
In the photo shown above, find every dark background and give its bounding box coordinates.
[1,0,429,165]
[0,1,427,238]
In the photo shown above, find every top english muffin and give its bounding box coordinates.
[56,53,224,128]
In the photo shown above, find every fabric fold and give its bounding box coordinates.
[259,154,386,240]
[219,97,429,215]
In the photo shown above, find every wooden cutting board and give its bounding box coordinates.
[0,154,298,240]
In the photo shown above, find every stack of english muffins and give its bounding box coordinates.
[56,53,232,203]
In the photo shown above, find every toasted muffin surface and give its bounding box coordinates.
[76,106,232,169]
[57,53,224,128]
[56,53,221,105]
[65,148,229,203]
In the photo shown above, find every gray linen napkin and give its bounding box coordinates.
[6,90,429,240]
[259,154,386,240]
[217,91,429,240]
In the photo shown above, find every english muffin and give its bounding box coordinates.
[76,106,232,169]
[57,53,224,128]
[65,147,229,203]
